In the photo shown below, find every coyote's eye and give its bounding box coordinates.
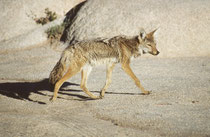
[147,44,152,47]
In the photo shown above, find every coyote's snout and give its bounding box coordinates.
[49,28,159,101]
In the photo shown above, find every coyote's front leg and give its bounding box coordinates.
[81,65,101,99]
[100,63,115,98]
[121,62,150,95]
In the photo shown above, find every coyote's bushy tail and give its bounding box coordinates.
[49,53,68,85]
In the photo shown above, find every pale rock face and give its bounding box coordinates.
[63,0,210,57]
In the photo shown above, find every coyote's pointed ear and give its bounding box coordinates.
[138,28,146,42]
[147,28,158,38]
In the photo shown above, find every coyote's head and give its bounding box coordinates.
[138,29,159,56]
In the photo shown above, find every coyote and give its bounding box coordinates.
[49,28,159,101]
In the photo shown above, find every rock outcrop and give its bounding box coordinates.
[63,0,210,57]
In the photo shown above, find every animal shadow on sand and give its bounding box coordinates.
[0,79,83,104]
[0,78,142,104]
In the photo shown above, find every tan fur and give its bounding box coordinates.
[49,28,159,101]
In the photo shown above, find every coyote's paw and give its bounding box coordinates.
[95,96,103,100]
[99,95,104,99]
[49,97,56,102]
[90,95,103,100]
[99,92,105,99]
[142,90,151,95]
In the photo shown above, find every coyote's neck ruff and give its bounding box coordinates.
[49,28,159,101]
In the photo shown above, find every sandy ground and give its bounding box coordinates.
[0,44,210,137]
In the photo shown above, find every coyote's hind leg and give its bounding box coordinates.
[50,65,82,102]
